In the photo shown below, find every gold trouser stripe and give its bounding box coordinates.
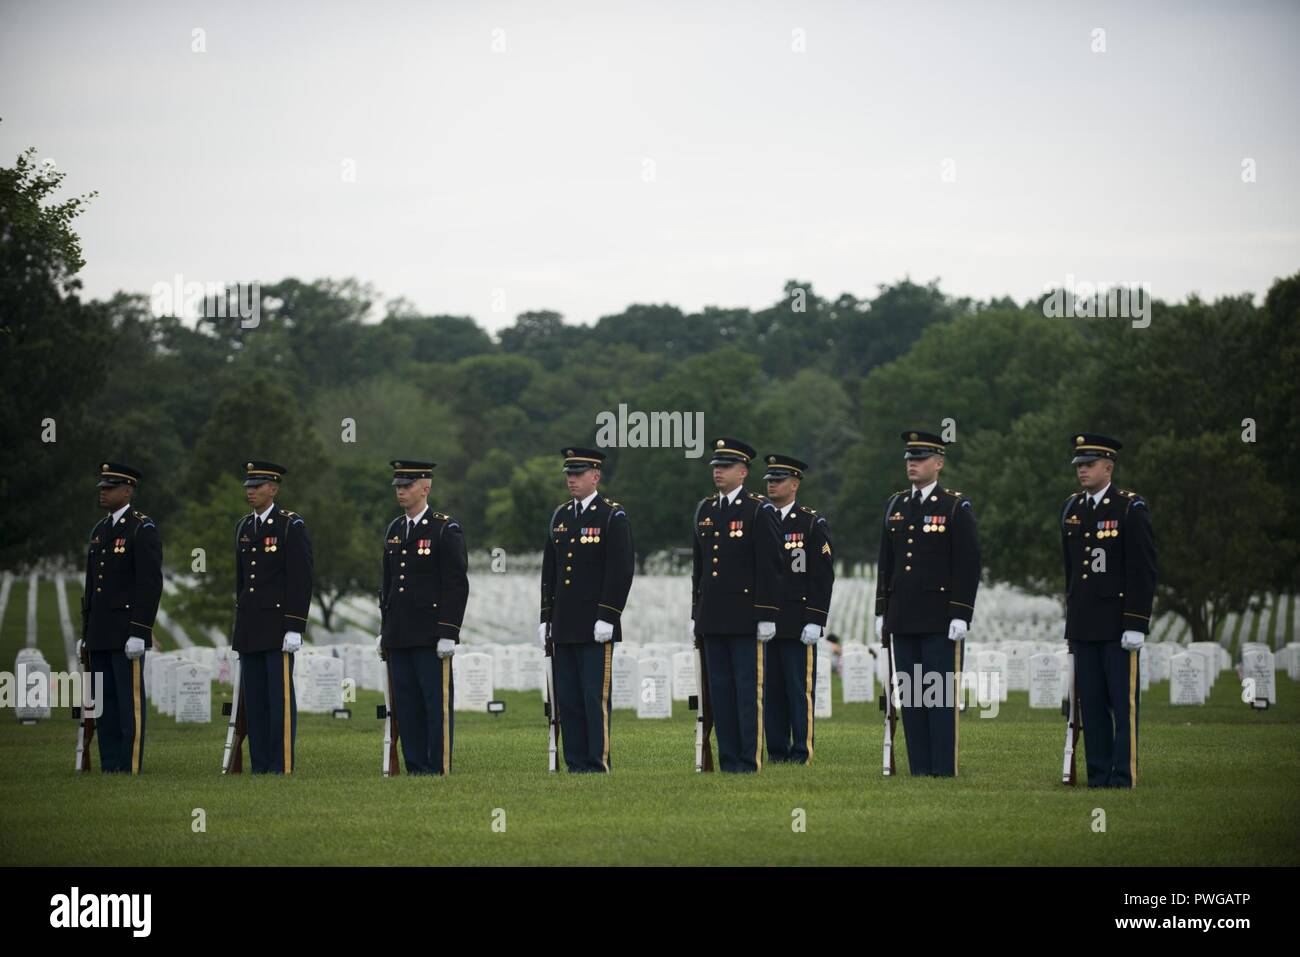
[282,652,293,774]
[953,642,962,776]
[130,658,142,774]
[755,640,764,771]
[441,657,451,774]
[601,642,612,771]
[804,644,815,764]
[1128,649,1138,787]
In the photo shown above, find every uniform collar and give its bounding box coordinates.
[573,490,599,513]
[1088,483,1111,508]
[719,485,743,507]
[911,480,938,503]
[779,499,797,520]
[253,502,276,523]
[405,504,429,525]
[109,503,131,526]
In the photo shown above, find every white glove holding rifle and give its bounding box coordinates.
[124,637,146,660]
[594,620,614,643]
[800,624,821,646]
[757,621,776,643]
[1120,630,1144,651]
[537,623,549,651]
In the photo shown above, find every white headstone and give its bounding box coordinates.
[1169,652,1207,705]
[14,649,52,721]
[492,645,518,691]
[671,651,696,701]
[972,650,1008,704]
[610,651,637,710]
[813,648,832,719]
[310,655,345,712]
[1004,642,1031,691]
[1241,648,1277,705]
[454,652,494,712]
[840,646,874,704]
[636,657,672,719]
[175,663,213,723]
[514,646,544,693]
[1145,642,1173,683]
[1139,647,1150,691]
[1028,653,1063,709]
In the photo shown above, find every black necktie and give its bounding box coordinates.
[910,489,922,514]
[405,518,414,541]
[574,500,582,519]
[255,515,263,535]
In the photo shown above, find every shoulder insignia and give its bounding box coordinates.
[944,488,963,497]
[747,491,767,501]
[798,504,815,514]
[431,511,450,522]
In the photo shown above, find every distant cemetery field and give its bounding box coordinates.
[1,568,1297,866]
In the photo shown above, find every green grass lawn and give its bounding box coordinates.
[2,667,1297,866]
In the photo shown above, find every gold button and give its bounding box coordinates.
[713,544,719,550]
[96,587,101,592]
[399,587,405,592]
[565,565,572,572]
[714,532,719,538]
[564,579,570,585]
[1084,532,1090,538]
[98,575,103,579]
[402,549,407,555]
[1082,574,1088,580]
[1119,592,1125,597]
[904,565,911,571]
[906,552,912,558]
[907,538,913,544]
[400,562,405,567]
[908,525,915,531]
[250,574,256,579]
[399,574,405,580]
[940,587,946,591]
[712,571,718,577]
[567,552,573,558]
[712,558,719,564]
[570,538,575,543]
[1082,561,1088,566]
[249,587,255,592]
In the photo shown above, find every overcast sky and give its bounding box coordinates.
[3,0,1297,330]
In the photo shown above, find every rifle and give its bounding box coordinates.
[881,629,898,776]
[543,628,559,773]
[221,656,246,774]
[73,642,95,772]
[1061,650,1081,785]
[378,658,401,777]
[689,643,714,772]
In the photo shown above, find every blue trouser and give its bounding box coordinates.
[703,636,765,773]
[765,641,816,764]
[240,650,297,774]
[91,650,146,774]
[553,641,614,773]
[1072,640,1140,788]
[892,634,962,777]
[390,647,454,775]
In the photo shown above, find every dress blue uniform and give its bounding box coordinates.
[379,460,469,775]
[761,454,835,765]
[231,461,314,774]
[540,448,635,772]
[874,432,980,777]
[692,438,784,773]
[81,463,163,774]
[1061,434,1157,788]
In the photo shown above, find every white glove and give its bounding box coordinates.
[282,632,302,653]
[594,620,614,643]
[800,623,821,645]
[757,621,776,643]
[875,616,884,641]
[947,619,967,642]
[436,638,456,658]
[124,637,146,659]
[690,619,697,639]
[1120,630,1145,651]
[375,633,384,657]
[77,639,85,657]
[537,623,549,650]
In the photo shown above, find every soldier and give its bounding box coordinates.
[1061,433,1156,788]
[81,462,163,774]
[377,460,468,775]
[537,447,634,773]
[691,437,783,773]
[761,454,834,765]
[874,431,979,777]
[232,460,313,775]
